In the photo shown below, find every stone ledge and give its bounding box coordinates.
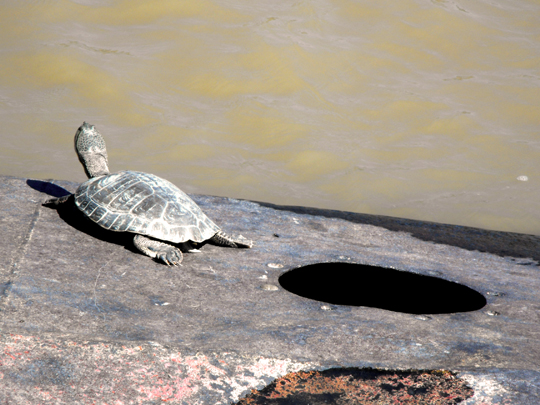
[0,175,539,403]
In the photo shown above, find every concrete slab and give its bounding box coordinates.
[0,175,539,403]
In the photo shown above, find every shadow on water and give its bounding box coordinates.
[28,179,136,252]
[255,201,540,264]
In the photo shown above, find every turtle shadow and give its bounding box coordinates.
[30,180,138,254]
[51,199,137,252]
[26,179,72,198]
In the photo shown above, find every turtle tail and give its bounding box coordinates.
[210,231,253,248]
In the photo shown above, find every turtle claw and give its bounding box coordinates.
[158,253,182,267]
[159,256,170,266]
[160,249,183,267]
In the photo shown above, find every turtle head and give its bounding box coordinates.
[74,122,110,179]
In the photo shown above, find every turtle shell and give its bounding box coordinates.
[74,171,220,243]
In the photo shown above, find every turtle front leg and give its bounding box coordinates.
[133,234,183,266]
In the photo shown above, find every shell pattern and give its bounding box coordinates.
[74,171,221,243]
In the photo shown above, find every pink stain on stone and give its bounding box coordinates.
[0,334,313,404]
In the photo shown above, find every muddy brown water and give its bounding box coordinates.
[1,0,539,234]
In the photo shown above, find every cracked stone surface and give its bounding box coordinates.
[0,175,539,404]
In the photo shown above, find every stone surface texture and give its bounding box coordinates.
[0,175,539,404]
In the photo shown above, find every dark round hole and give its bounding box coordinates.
[278,262,486,314]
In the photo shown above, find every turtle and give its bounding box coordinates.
[44,122,253,266]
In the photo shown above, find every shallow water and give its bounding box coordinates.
[1,0,539,234]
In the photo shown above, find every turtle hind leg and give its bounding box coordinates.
[43,194,73,206]
[133,234,183,266]
[210,231,253,248]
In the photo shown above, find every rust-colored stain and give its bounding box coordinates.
[235,368,474,404]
